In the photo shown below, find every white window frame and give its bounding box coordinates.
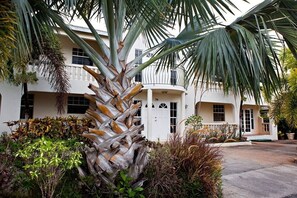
[67,95,89,114]
[213,104,225,122]
[72,48,93,66]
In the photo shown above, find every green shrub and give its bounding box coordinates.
[185,115,203,130]
[0,133,38,197]
[11,116,93,141]
[113,171,144,198]
[16,137,82,198]
[0,134,20,195]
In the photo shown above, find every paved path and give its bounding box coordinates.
[222,141,297,198]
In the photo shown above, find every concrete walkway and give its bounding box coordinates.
[222,141,297,198]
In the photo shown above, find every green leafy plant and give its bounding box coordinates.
[114,171,145,198]
[0,133,40,197]
[185,115,203,130]
[16,137,82,198]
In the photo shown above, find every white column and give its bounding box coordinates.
[270,119,278,140]
[180,92,186,137]
[147,88,153,140]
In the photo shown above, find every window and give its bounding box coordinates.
[213,105,225,121]
[159,103,168,108]
[251,109,254,129]
[67,95,89,114]
[134,49,142,82]
[135,49,143,64]
[260,109,269,123]
[170,102,177,133]
[170,70,177,85]
[72,48,93,66]
[133,100,142,126]
[20,94,34,119]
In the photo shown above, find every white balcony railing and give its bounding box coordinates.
[262,123,270,133]
[133,65,185,88]
[197,81,224,92]
[28,64,99,83]
[65,65,98,82]
[29,64,185,88]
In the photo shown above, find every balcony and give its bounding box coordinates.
[28,64,99,83]
[29,64,185,90]
[133,65,186,88]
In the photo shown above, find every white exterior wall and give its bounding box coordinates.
[198,102,235,123]
[184,86,196,118]
[33,92,86,118]
[0,83,22,132]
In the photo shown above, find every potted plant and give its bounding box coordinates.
[286,130,295,140]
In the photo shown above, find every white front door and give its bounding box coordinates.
[241,109,254,133]
[143,101,170,141]
[152,102,170,141]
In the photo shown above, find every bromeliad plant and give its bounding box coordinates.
[16,137,82,198]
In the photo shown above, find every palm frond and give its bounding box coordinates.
[167,0,243,28]
[0,0,16,79]
[144,0,297,103]
[35,28,70,114]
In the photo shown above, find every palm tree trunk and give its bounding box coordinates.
[82,66,148,187]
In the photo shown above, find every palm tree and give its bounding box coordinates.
[9,0,297,188]
[0,0,16,79]
[3,0,70,113]
[270,48,297,131]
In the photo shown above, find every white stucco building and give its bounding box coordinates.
[0,26,278,141]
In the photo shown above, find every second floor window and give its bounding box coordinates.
[72,48,93,66]
[135,49,143,64]
[213,104,225,121]
[170,70,177,85]
[134,49,143,82]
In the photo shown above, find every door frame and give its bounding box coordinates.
[241,108,254,133]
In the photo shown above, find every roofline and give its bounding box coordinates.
[64,24,108,37]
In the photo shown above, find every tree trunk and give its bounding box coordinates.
[23,82,30,120]
[82,66,148,187]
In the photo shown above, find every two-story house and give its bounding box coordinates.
[0,25,278,141]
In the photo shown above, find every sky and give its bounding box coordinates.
[72,0,265,35]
